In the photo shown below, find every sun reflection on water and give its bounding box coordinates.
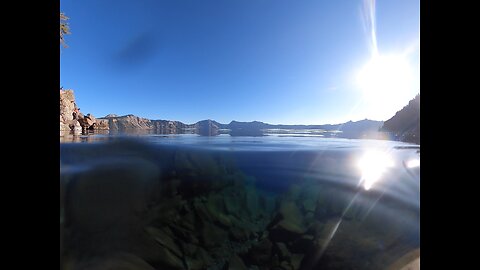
[358,150,394,190]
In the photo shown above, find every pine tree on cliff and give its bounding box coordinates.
[60,12,70,48]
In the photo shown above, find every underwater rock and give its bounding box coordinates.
[73,253,155,270]
[228,254,248,270]
[65,158,161,258]
[385,248,420,270]
[279,260,294,270]
[244,238,273,266]
[267,200,306,242]
[301,197,317,214]
[145,226,183,258]
[306,219,394,270]
[193,199,214,222]
[184,257,204,270]
[269,220,306,242]
[173,151,235,197]
[279,201,304,226]
[229,226,251,242]
[181,243,199,257]
[177,210,196,232]
[314,218,342,248]
[274,242,292,262]
[201,222,228,248]
[224,192,242,215]
[324,188,351,217]
[67,158,160,233]
[169,224,199,245]
[314,196,328,220]
[215,213,233,228]
[183,245,214,270]
[259,194,277,215]
[206,193,226,213]
[152,245,185,269]
[150,196,186,226]
[306,221,325,240]
[304,212,315,225]
[289,234,315,254]
[245,185,260,218]
[290,253,304,270]
[205,193,234,227]
[284,184,303,201]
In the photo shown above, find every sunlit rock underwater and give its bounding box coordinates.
[60,136,419,270]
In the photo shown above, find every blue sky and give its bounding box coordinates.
[60,0,419,125]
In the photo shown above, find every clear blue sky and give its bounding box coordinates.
[60,0,419,125]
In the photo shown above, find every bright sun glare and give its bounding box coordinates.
[357,54,413,105]
[358,150,394,190]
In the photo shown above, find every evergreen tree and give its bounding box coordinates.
[60,12,70,48]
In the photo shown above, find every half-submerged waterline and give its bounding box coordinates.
[60,136,419,270]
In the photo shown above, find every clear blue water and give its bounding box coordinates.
[60,134,419,270]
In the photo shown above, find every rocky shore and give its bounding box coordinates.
[59,89,217,136]
[60,89,109,134]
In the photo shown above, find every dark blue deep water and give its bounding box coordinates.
[60,134,420,270]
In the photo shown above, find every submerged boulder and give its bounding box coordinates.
[228,254,248,270]
[73,253,155,270]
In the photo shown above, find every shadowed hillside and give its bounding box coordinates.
[381,94,420,144]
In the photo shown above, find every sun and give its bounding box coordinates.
[356,54,413,107]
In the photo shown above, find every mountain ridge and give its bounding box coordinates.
[380,94,420,144]
[98,114,384,138]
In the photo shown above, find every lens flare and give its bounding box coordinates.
[406,158,420,168]
[356,0,417,119]
[358,150,393,190]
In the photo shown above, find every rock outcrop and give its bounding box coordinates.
[195,120,219,136]
[101,114,154,131]
[60,89,81,132]
[153,120,189,134]
[60,89,108,133]
[95,118,110,130]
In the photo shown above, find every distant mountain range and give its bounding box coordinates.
[98,114,384,139]
[380,94,420,144]
[98,94,420,143]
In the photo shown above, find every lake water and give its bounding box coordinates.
[60,134,419,270]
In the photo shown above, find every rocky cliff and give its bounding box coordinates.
[60,89,108,133]
[60,90,81,132]
[99,115,193,133]
[195,120,220,136]
[103,114,154,130]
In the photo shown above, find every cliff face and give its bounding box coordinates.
[60,89,108,133]
[99,115,193,133]
[104,114,154,130]
[153,120,189,134]
[60,90,81,132]
[195,120,219,136]
[381,94,420,144]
